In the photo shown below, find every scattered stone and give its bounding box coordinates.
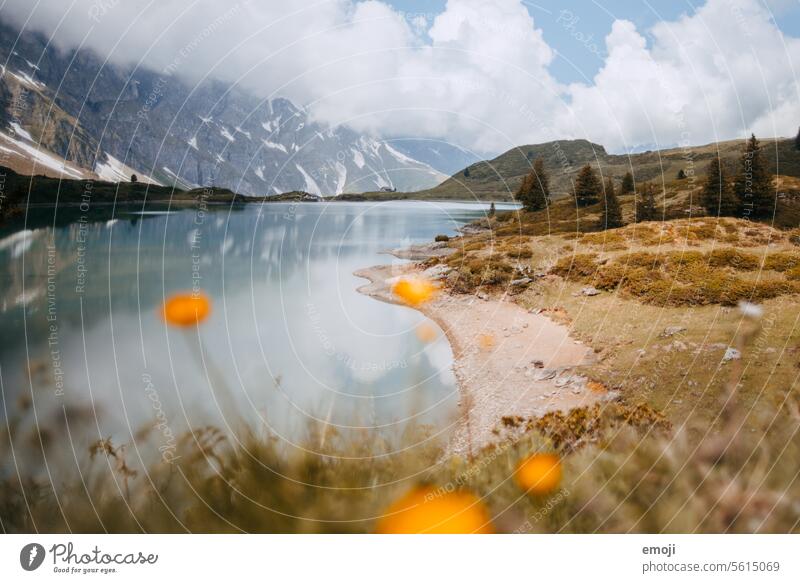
[636,348,646,356]
[722,347,741,362]
[534,369,557,381]
[511,277,532,286]
[580,286,601,296]
[661,326,687,338]
[476,292,489,301]
[664,340,688,352]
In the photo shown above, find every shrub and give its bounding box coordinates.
[763,252,800,272]
[550,254,598,279]
[434,234,450,242]
[706,248,760,270]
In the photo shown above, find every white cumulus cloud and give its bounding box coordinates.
[1,0,797,154]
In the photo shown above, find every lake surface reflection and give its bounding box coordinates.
[0,201,513,472]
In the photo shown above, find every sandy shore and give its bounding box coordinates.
[355,248,609,457]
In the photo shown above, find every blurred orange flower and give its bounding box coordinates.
[161,292,211,327]
[376,485,494,534]
[392,277,438,306]
[415,323,438,343]
[478,333,495,349]
[515,453,562,496]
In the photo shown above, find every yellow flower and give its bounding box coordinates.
[392,277,438,306]
[161,292,211,327]
[376,485,494,534]
[415,323,438,343]
[515,453,562,496]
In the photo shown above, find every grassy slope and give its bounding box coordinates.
[409,137,800,202]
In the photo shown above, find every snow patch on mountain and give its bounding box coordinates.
[295,163,321,195]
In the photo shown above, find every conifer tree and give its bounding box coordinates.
[488,202,496,217]
[516,159,550,212]
[573,164,601,207]
[796,126,800,151]
[636,183,659,222]
[527,159,550,211]
[734,134,774,218]
[602,178,623,229]
[620,171,634,194]
[515,173,533,207]
[701,157,738,217]
[677,169,686,180]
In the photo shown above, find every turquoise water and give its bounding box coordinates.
[0,201,513,469]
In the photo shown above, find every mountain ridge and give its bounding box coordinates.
[0,19,449,196]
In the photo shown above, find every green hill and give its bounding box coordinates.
[412,137,800,202]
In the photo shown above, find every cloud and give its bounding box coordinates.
[2,0,798,154]
[561,0,800,151]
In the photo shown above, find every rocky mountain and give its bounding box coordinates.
[0,19,446,196]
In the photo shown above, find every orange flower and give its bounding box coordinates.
[392,277,438,306]
[161,292,211,327]
[478,333,495,350]
[415,323,438,343]
[376,485,494,534]
[515,453,562,496]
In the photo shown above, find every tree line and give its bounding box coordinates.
[515,133,778,229]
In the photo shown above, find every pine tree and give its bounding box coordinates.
[701,157,738,217]
[677,169,686,180]
[463,166,470,178]
[795,126,800,151]
[573,164,601,207]
[527,159,550,211]
[515,173,533,207]
[636,183,659,222]
[734,134,774,219]
[601,178,623,229]
[620,171,634,194]
[488,202,496,217]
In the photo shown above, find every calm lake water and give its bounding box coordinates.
[0,201,514,472]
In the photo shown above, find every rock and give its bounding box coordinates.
[422,263,451,280]
[580,286,601,296]
[661,326,687,338]
[511,277,532,286]
[534,369,557,381]
[722,347,741,362]
[476,292,489,301]
[531,359,545,368]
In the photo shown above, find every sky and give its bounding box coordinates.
[2,0,800,156]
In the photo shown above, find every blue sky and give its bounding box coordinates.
[388,0,800,84]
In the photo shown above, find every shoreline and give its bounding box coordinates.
[354,243,610,456]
